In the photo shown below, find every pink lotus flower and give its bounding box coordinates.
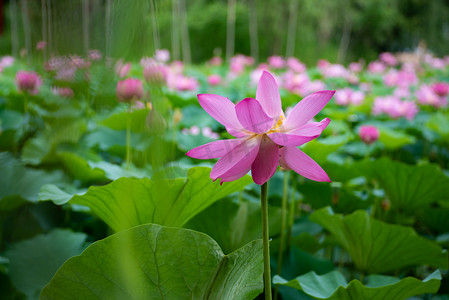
[432,82,449,97]
[207,74,222,86]
[359,125,379,144]
[268,56,285,69]
[416,84,446,108]
[187,71,334,185]
[88,49,102,61]
[115,60,131,78]
[286,57,306,73]
[367,61,386,74]
[154,49,170,63]
[209,56,223,66]
[51,86,74,98]
[16,71,42,94]
[36,41,46,50]
[116,78,144,102]
[348,62,362,73]
[143,63,168,85]
[373,96,419,120]
[379,52,398,66]
[334,88,364,106]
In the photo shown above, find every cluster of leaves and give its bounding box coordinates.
[0,54,448,300]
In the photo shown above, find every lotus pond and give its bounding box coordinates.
[0,49,448,300]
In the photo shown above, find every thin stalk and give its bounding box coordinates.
[274,171,289,300]
[24,93,29,115]
[261,182,272,300]
[286,173,297,250]
[126,104,132,170]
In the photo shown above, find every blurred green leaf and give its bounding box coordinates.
[426,112,449,141]
[40,224,263,300]
[69,167,252,231]
[361,158,449,210]
[101,108,150,132]
[186,198,281,253]
[273,269,441,300]
[0,152,65,206]
[5,229,87,300]
[310,207,448,273]
[378,127,416,150]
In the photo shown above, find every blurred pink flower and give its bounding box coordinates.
[334,88,365,106]
[16,71,42,94]
[167,74,198,91]
[143,63,168,85]
[286,57,306,73]
[190,125,200,135]
[432,82,449,97]
[348,62,362,73]
[51,86,74,98]
[55,65,77,82]
[367,61,386,74]
[268,56,285,69]
[187,71,334,184]
[70,55,90,69]
[0,56,15,68]
[115,60,131,78]
[209,56,223,66]
[88,49,102,61]
[155,49,170,63]
[321,64,349,78]
[359,125,380,144]
[207,74,222,86]
[116,78,144,102]
[317,59,330,69]
[229,54,253,75]
[379,52,398,66]
[373,96,418,120]
[416,84,446,108]
[36,41,46,51]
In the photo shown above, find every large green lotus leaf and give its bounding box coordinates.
[0,152,65,207]
[186,198,282,253]
[101,108,150,132]
[361,157,449,210]
[273,269,441,300]
[40,224,263,300]
[310,207,448,274]
[377,127,416,149]
[69,167,251,231]
[5,229,87,300]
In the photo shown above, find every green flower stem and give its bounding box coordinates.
[274,171,289,300]
[24,93,29,115]
[261,182,272,300]
[126,104,132,170]
[286,173,297,250]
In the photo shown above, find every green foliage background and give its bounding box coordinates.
[1,0,449,64]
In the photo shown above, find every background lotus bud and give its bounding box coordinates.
[116,78,144,102]
[359,125,380,144]
[36,41,46,50]
[207,74,221,86]
[173,108,183,125]
[143,64,167,85]
[15,71,42,94]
